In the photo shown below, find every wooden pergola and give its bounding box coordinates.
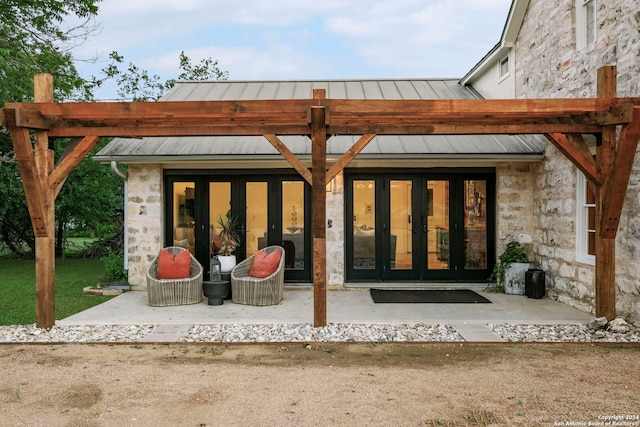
[1,67,639,329]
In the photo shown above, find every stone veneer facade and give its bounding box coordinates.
[125,164,163,291]
[326,173,346,289]
[124,166,349,290]
[495,163,537,249]
[512,0,640,321]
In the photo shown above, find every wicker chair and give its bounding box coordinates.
[147,246,203,307]
[231,245,285,306]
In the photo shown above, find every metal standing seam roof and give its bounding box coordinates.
[94,79,545,162]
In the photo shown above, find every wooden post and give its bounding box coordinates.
[311,90,327,327]
[595,66,617,320]
[33,74,56,329]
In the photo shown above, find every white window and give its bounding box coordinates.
[499,56,509,79]
[576,0,597,50]
[576,170,596,264]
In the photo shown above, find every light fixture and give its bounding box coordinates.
[210,256,222,281]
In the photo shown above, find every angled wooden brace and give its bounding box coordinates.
[9,127,49,236]
[600,107,640,238]
[49,136,102,196]
[544,133,601,186]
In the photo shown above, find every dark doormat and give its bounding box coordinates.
[370,289,492,304]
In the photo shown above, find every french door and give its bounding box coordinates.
[345,170,495,282]
[165,171,312,282]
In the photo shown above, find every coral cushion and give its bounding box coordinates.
[157,249,191,279]
[249,250,282,278]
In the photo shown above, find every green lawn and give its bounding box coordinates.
[0,257,114,326]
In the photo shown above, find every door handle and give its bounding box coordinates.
[412,217,417,234]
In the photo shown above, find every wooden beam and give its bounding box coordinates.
[27,118,626,137]
[597,67,618,180]
[5,99,312,136]
[35,122,607,137]
[311,91,327,327]
[4,97,639,137]
[328,123,606,136]
[33,74,56,329]
[595,238,616,320]
[7,98,313,119]
[322,97,638,116]
[595,66,618,320]
[323,98,635,129]
[263,134,312,185]
[6,106,53,129]
[326,134,376,185]
[544,133,601,185]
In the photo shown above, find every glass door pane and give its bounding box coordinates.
[209,182,231,260]
[353,180,376,270]
[426,180,450,270]
[245,182,268,257]
[389,180,412,270]
[172,182,195,254]
[464,180,487,269]
[282,181,305,270]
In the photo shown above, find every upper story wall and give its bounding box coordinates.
[516,0,640,99]
[468,49,517,99]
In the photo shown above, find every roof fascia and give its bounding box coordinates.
[460,0,530,86]
[92,153,545,166]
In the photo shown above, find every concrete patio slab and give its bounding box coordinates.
[58,287,594,327]
[138,323,195,343]
[449,322,506,342]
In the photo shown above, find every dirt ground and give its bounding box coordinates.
[0,342,639,427]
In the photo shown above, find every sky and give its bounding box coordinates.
[71,0,513,100]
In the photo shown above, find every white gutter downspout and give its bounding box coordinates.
[110,161,129,275]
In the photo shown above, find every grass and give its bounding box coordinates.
[0,256,115,326]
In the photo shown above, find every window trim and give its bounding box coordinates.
[576,170,595,265]
[498,55,509,81]
[576,0,596,50]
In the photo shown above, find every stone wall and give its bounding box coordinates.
[496,162,537,256]
[125,164,163,290]
[326,173,345,289]
[515,0,640,321]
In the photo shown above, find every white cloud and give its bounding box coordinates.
[151,44,331,80]
[76,0,512,98]
[322,0,509,76]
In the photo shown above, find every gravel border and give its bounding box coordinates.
[1,322,639,344]
[0,325,155,343]
[180,323,462,343]
[490,322,640,343]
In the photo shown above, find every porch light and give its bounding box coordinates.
[210,256,222,281]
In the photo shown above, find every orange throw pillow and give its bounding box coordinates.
[249,250,282,278]
[157,249,191,279]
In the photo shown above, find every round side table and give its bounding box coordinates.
[202,280,230,305]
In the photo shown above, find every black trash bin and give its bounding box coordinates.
[525,268,545,299]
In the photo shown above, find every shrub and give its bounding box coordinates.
[487,241,529,292]
[101,250,127,284]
